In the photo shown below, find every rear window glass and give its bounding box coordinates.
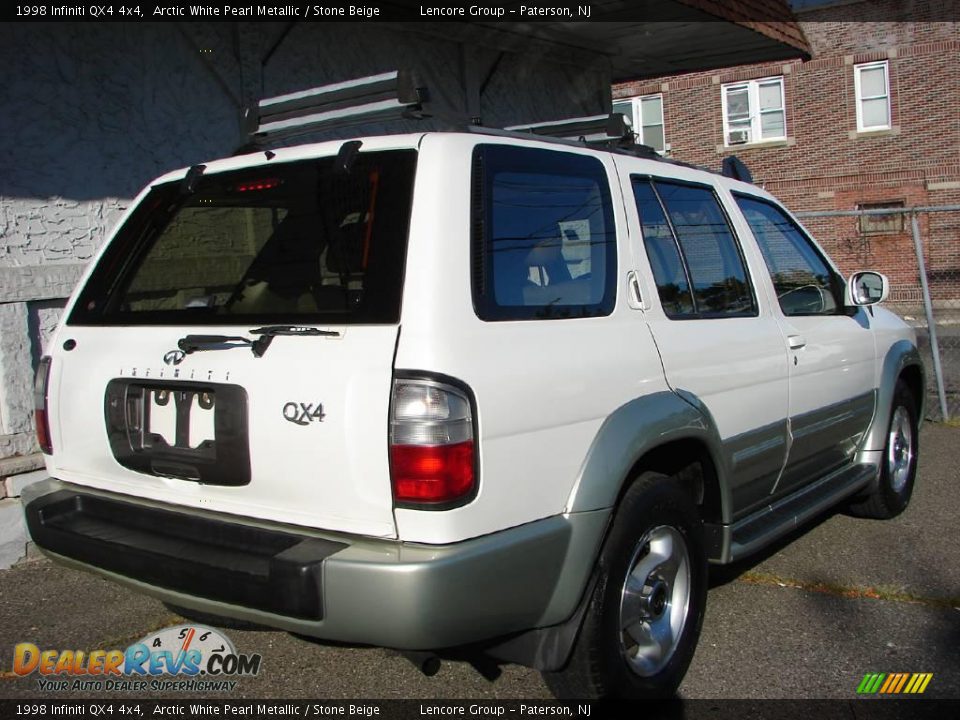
[69,150,417,326]
[471,145,617,321]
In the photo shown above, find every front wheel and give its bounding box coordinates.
[543,471,707,699]
[848,380,919,519]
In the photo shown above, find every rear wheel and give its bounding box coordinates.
[543,471,707,699]
[848,379,919,519]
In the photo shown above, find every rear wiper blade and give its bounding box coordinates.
[178,326,339,359]
[250,325,340,338]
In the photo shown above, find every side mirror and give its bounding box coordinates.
[848,271,889,306]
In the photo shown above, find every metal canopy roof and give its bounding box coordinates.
[385,0,809,82]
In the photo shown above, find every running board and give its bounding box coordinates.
[710,463,878,564]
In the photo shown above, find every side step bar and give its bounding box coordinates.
[712,463,878,564]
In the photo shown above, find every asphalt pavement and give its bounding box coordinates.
[1,424,957,700]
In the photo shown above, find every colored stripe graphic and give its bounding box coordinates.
[857,672,932,694]
[857,673,886,694]
[879,674,897,693]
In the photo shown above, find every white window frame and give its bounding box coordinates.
[854,60,891,132]
[613,94,666,153]
[720,76,786,147]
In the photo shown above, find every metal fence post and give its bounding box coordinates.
[910,211,950,421]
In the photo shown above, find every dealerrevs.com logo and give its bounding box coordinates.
[14,625,262,693]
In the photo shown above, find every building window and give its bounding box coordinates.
[858,201,904,234]
[721,77,785,146]
[854,61,891,131]
[613,94,666,152]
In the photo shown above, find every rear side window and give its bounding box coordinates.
[632,178,756,318]
[69,150,417,326]
[472,145,617,321]
[734,194,842,316]
[632,181,695,316]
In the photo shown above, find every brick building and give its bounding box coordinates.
[613,0,960,306]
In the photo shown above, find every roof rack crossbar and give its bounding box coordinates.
[504,113,631,144]
[244,69,429,144]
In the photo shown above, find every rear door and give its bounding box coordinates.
[615,162,790,517]
[46,149,418,538]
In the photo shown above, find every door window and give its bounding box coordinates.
[734,194,842,316]
[632,178,756,318]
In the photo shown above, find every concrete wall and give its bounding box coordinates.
[0,21,611,567]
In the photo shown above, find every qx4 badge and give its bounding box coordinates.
[283,402,325,426]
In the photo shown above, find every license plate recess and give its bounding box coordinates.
[104,379,250,486]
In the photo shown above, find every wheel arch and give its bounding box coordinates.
[565,390,731,525]
[860,339,925,454]
[899,362,924,419]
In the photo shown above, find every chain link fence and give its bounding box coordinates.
[797,205,960,422]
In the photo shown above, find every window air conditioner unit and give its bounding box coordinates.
[728,129,750,145]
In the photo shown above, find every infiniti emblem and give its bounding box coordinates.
[163,350,186,366]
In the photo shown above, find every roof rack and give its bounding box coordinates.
[242,70,430,145]
[504,113,631,144]
[235,72,754,184]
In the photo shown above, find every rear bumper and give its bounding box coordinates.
[23,478,608,650]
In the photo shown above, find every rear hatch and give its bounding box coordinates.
[47,148,418,538]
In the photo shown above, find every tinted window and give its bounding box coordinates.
[735,194,840,316]
[472,145,616,321]
[632,181,694,316]
[633,178,755,318]
[69,151,417,326]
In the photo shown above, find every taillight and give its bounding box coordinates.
[34,356,52,454]
[389,377,477,507]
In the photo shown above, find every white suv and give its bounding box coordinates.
[24,127,923,698]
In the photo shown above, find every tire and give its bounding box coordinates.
[543,471,707,699]
[848,380,919,519]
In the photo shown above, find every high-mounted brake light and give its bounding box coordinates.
[234,178,282,192]
[34,356,53,454]
[389,378,476,507]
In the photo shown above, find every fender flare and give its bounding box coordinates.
[860,339,924,454]
[565,390,730,520]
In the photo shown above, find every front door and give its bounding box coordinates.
[732,193,877,498]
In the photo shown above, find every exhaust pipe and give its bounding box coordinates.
[397,650,441,676]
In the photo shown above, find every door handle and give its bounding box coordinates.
[626,271,644,310]
[787,334,806,350]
